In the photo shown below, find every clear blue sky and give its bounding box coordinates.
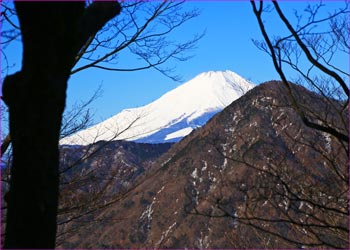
[1,1,348,126]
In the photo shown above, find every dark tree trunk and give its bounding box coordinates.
[3,72,66,248]
[3,3,84,248]
[2,2,120,248]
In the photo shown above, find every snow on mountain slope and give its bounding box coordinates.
[61,70,255,145]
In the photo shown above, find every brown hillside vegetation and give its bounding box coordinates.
[58,81,348,248]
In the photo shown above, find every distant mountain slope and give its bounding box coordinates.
[61,70,255,145]
[56,140,173,245]
[58,81,348,248]
[59,141,173,193]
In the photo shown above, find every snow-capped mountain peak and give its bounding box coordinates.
[61,70,255,145]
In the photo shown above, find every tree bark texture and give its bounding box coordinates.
[2,2,120,248]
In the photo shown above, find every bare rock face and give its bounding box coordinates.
[58,81,348,248]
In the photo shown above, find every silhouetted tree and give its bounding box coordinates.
[1,1,201,248]
[2,2,121,248]
[1,89,151,247]
[243,4,349,245]
[251,0,349,142]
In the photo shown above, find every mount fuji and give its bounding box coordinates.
[61,70,255,145]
